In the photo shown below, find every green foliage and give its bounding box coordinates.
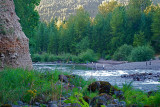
[130,46,154,61]
[0,69,64,104]
[32,54,41,62]
[121,82,160,106]
[105,55,111,60]
[78,49,98,63]
[64,92,89,107]
[133,31,146,47]
[15,0,160,58]
[113,44,133,61]
[76,37,90,53]
[13,0,40,54]
[147,90,160,106]
[151,6,160,52]
[124,89,148,106]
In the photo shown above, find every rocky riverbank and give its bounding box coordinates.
[82,59,160,70]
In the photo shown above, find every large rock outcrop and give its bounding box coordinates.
[0,0,32,70]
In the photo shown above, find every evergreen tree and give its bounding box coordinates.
[151,6,160,52]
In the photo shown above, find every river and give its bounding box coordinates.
[33,63,160,92]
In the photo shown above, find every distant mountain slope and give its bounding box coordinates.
[36,0,160,21]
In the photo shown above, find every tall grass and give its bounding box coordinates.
[0,68,64,104]
[121,82,160,106]
[0,68,95,105]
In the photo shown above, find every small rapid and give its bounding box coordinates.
[33,63,160,92]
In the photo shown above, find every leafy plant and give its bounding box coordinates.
[113,44,133,61]
[130,46,155,61]
[78,49,98,63]
[64,92,89,107]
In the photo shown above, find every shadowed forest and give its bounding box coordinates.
[14,0,160,63]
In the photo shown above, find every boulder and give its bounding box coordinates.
[90,93,113,107]
[0,0,32,70]
[59,75,68,83]
[88,81,119,95]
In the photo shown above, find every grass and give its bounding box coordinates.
[0,68,94,105]
[0,68,160,106]
[0,68,61,104]
[121,82,160,107]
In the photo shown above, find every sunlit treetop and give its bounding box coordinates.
[56,17,63,29]
[144,4,160,14]
[76,5,84,10]
[98,0,120,15]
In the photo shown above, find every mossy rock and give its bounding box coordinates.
[88,81,119,95]
[90,93,113,107]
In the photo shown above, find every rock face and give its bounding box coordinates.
[0,0,32,70]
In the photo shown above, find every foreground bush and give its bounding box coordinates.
[113,44,133,61]
[122,82,160,106]
[78,49,98,63]
[130,46,154,61]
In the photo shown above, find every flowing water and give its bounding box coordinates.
[33,63,160,92]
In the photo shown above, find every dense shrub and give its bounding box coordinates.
[122,82,160,106]
[130,46,154,61]
[31,54,42,62]
[78,49,98,63]
[105,55,111,60]
[72,55,80,63]
[41,53,50,62]
[59,53,73,62]
[113,44,133,61]
[31,50,98,63]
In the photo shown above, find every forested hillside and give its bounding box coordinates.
[36,0,160,21]
[14,0,160,62]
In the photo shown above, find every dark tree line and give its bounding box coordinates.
[14,0,160,58]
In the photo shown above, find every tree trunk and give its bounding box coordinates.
[0,0,32,70]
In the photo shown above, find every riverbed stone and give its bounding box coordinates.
[90,93,113,107]
[118,101,126,107]
[35,102,40,106]
[59,75,68,83]
[107,104,119,107]
[17,101,23,106]
[88,81,119,95]
[48,104,58,107]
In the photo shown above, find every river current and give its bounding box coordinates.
[33,63,160,92]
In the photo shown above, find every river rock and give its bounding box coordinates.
[88,81,119,95]
[48,104,58,107]
[59,75,68,83]
[0,0,32,70]
[17,101,23,106]
[121,72,160,82]
[90,93,113,107]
